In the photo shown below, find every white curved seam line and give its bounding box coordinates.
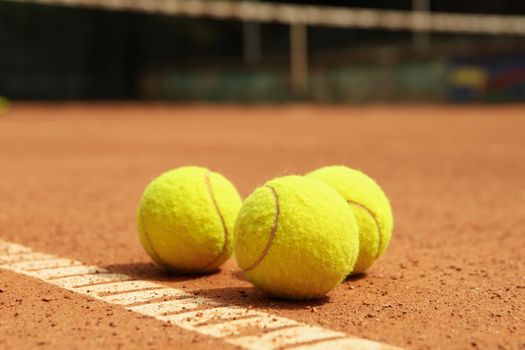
[347,200,382,259]
[202,171,229,269]
[244,185,279,272]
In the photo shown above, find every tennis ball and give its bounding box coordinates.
[234,175,359,300]
[137,166,242,273]
[307,165,393,274]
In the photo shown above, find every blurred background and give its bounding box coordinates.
[1,0,525,104]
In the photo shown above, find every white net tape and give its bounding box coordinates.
[4,0,525,35]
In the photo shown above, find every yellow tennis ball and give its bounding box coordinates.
[234,175,359,300]
[307,165,393,274]
[137,166,242,273]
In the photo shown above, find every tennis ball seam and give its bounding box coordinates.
[200,171,229,269]
[347,199,382,259]
[243,185,280,272]
[139,171,230,272]
[138,211,173,270]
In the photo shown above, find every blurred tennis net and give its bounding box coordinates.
[4,0,525,36]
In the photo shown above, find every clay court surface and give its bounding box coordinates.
[0,104,524,350]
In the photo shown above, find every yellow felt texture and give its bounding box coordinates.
[234,175,359,300]
[307,165,393,274]
[137,166,242,273]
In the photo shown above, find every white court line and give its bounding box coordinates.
[35,265,107,279]
[128,298,218,316]
[74,280,161,296]
[6,258,81,271]
[230,325,344,350]
[195,313,298,337]
[99,288,187,305]
[161,305,259,325]
[0,241,32,254]
[0,252,55,264]
[288,337,397,350]
[49,273,132,289]
[0,239,401,350]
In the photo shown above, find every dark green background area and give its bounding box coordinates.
[0,2,244,99]
[1,1,524,102]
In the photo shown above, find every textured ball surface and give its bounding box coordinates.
[137,166,242,273]
[234,175,359,300]
[307,165,393,274]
